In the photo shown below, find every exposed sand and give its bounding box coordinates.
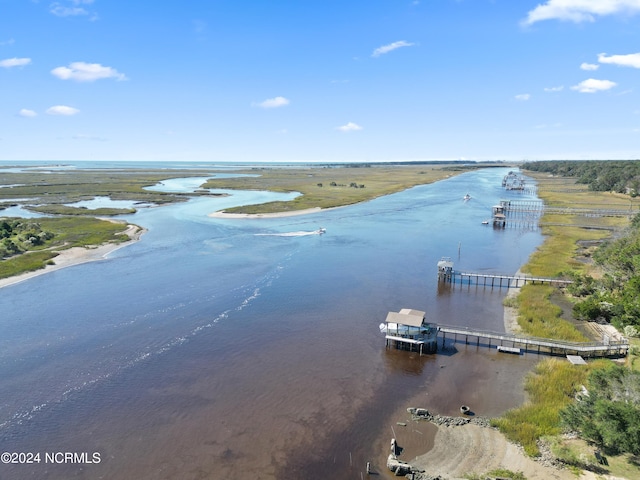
[410,422,618,480]
[0,224,145,289]
[208,206,335,219]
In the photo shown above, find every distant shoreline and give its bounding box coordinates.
[0,224,145,290]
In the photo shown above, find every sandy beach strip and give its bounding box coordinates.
[0,224,145,290]
[206,206,346,219]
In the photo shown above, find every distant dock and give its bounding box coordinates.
[437,257,571,288]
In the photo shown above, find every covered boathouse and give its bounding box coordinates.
[382,308,439,355]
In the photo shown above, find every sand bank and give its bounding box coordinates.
[207,206,349,219]
[208,207,325,219]
[0,224,145,289]
[409,422,613,480]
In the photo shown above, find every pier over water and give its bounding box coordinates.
[436,323,629,358]
[436,257,572,288]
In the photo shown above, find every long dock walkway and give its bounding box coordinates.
[501,200,635,217]
[444,271,572,288]
[435,323,629,357]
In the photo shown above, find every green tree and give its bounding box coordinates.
[561,366,640,455]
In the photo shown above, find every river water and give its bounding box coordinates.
[0,166,543,479]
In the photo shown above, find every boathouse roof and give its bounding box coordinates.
[385,309,426,327]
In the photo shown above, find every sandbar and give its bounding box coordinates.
[208,207,326,219]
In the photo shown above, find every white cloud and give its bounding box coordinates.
[522,0,640,25]
[580,62,599,71]
[544,85,564,92]
[372,41,415,58]
[336,122,363,132]
[0,57,31,68]
[46,105,80,116]
[570,78,617,93]
[51,62,127,82]
[515,93,531,101]
[18,109,37,117]
[50,0,95,18]
[253,96,290,108]
[598,52,640,68]
[0,38,15,46]
[50,4,88,17]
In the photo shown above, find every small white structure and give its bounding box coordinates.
[437,256,454,279]
[381,308,438,354]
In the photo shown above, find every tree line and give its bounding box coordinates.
[524,160,640,196]
[1,219,54,259]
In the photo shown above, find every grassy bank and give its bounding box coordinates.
[494,169,639,474]
[512,173,635,341]
[493,358,609,456]
[0,217,134,279]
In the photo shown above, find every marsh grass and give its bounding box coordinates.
[494,170,636,460]
[464,469,526,480]
[0,216,131,278]
[514,174,628,341]
[201,165,471,213]
[517,284,587,341]
[523,219,610,278]
[492,358,609,456]
[37,217,131,247]
[0,169,209,206]
[0,250,59,279]
[28,205,136,216]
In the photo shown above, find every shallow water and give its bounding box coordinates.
[0,166,543,479]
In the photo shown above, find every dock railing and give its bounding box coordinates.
[435,323,629,357]
[444,271,572,288]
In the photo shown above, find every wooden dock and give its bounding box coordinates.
[442,270,572,288]
[500,200,635,218]
[435,323,629,358]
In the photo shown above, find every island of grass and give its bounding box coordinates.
[0,167,229,216]
[0,216,142,280]
[201,163,485,215]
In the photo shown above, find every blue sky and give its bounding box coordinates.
[1,0,639,162]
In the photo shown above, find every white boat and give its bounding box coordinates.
[316,227,326,235]
[463,193,471,201]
